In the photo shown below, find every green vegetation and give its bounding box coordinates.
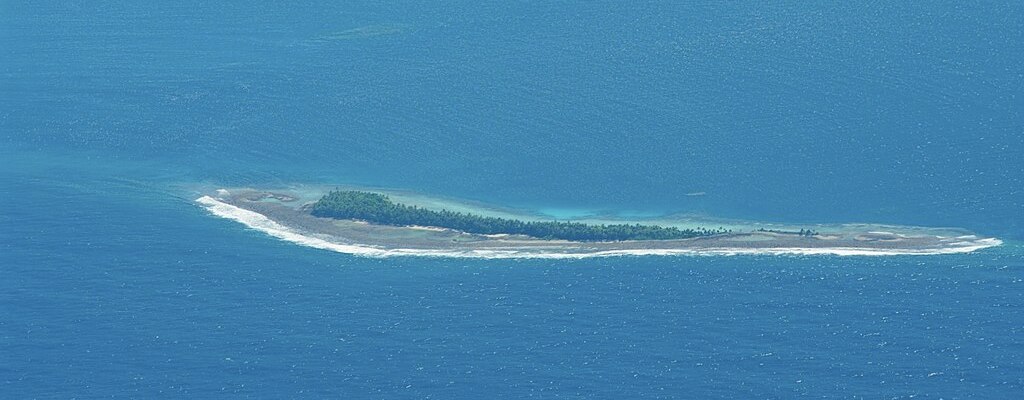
[756,227,818,237]
[311,190,727,241]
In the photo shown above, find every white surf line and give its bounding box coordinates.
[196,196,1002,259]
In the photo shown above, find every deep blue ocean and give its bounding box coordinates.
[3,2,1023,398]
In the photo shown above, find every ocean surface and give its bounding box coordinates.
[3,2,1023,398]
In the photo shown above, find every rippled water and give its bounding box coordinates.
[3,2,1022,398]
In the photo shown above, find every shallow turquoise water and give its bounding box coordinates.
[3,2,1023,398]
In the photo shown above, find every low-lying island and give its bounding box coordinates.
[196,187,1002,258]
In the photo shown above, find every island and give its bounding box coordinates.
[195,186,1002,258]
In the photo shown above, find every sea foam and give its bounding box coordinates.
[196,196,1002,259]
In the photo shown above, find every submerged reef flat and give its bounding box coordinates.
[196,187,1002,258]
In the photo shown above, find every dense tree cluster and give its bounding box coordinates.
[311,190,726,242]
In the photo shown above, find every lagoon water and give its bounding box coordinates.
[3,2,1023,398]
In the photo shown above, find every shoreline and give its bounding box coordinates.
[194,188,1003,259]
